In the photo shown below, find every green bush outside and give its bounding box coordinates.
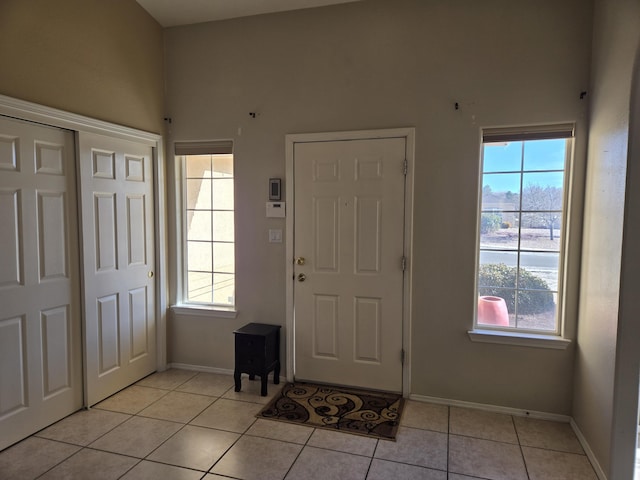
[478,263,555,315]
[480,213,502,234]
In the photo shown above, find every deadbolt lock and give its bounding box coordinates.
[295,257,306,265]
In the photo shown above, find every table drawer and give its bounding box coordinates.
[235,335,265,355]
[235,354,266,369]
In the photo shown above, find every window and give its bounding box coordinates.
[475,125,574,335]
[177,141,235,309]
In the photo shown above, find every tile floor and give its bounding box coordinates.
[0,369,600,480]
[636,435,640,480]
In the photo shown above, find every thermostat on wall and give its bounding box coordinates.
[269,178,282,201]
[266,202,286,218]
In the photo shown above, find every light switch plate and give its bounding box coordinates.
[268,229,283,243]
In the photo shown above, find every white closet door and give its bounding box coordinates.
[0,116,82,450]
[78,132,156,406]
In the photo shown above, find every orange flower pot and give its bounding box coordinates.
[477,296,510,326]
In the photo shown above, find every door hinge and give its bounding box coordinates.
[403,159,408,175]
[401,349,405,365]
[401,256,407,271]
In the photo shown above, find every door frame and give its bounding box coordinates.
[285,128,415,397]
[0,94,168,393]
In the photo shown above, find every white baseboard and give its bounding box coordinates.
[168,362,234,376]
[409,393,572,422]
[167,362,287,384]
[570,419,608,480]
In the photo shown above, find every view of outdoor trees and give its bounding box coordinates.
[481,183,563,239]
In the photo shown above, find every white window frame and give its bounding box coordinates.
[469,124,574,349]
[172,140,237,317]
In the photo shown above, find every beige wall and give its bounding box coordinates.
[572,0,640,476]
[614,49,640,479]
[0,0,164,134]
[165,0,592,414]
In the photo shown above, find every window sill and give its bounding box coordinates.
[171,304,237,319]
[467,329,571,350]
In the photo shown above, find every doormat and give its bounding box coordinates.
[257,382,404,441]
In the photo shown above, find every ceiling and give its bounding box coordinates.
[136,0,363,27]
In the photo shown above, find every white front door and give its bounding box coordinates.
[293,136,407,392]
[78,132,156,406]
[0,116,82,450]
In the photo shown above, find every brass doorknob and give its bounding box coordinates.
[295,257,306,265]
[148,271,154,278]
[298,273,306,282]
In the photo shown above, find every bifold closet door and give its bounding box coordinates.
[78,132,156,406]
[0,116,82,451]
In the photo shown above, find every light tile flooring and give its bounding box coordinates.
[636,436,640,479]
[0,369,600,480]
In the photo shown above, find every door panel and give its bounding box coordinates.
[98,293,120,374]
[41,305,72,397]
[129,287,149,360]
[0,316,26,414]
[354,297,381,362]
[0,116,82,450]
[79,132,156,406]
[38,191,68,279]
[313,294,339,358]
[127,194,147,265]
[0,189,20,285]
[294,137,406,392]
[95,193,118,271]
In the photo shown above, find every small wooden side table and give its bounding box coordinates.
[233,323,281,396]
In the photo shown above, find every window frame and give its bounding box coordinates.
[469,124,575,349]
[174,140,237,315]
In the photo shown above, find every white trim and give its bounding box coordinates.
[285,127,415,397]
[402,129,415,399]
[154,140,168,371]
[286,128,417,143]
[168,363,287,385]
[285,137,295,385]
[570,419,608,480]
[474,129,575,339]
[176,150,237,310]
[170,304,238,318]
[0,94,159,144]
[168,363,235,376]
[409,393,572,423]
[0,94,167,374]
[467,329,572,349]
